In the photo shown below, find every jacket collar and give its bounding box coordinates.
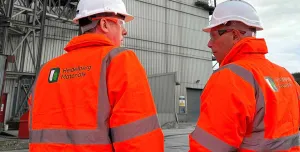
[64,33,114,52]
[220,37,269,67]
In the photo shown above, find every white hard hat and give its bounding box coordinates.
[73,0,134,24]
[203,0,263,32]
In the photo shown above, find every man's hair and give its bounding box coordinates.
[79,13,125,34]
[224,21,257,36]
[79,17,93,27]
[224,21,256,32]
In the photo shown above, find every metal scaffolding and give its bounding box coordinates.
[0,0,78,124]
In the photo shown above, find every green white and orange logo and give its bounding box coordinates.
[48,68,60,83]
[265,77,278,92]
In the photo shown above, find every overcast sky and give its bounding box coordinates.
[215,0,300,73]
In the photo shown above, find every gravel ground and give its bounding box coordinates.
[0,139,28,151]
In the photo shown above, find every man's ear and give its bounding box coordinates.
[99,19,109,33]
[232,30,241,41]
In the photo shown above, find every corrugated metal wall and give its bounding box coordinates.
[123,0,212,116]
[148,72,177,126]
[3,0,212,124]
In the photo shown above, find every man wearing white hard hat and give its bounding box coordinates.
[189,0,300,151]
[28,0,164,151]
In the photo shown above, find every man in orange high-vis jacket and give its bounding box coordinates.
[28,0,164,151]
[189,0,300,152]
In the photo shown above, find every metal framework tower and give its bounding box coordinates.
[0,0,79,126]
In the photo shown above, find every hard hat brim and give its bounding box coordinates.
[202,22,264,33]
[73,12,134,25]
[121,13,134,23]
[202,24,218,33]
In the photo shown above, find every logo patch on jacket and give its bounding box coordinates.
[49,68,60,83]
[265,77,278,92]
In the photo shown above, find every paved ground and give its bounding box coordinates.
[164,128,193,152]
[0,123,195,152]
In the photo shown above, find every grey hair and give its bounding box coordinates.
[224,21,257,37]
[79,12,125,34]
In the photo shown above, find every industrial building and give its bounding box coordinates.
[0,0,215,131]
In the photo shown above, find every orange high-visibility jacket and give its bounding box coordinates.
[28,33,164,152]
[189,37,300,152]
